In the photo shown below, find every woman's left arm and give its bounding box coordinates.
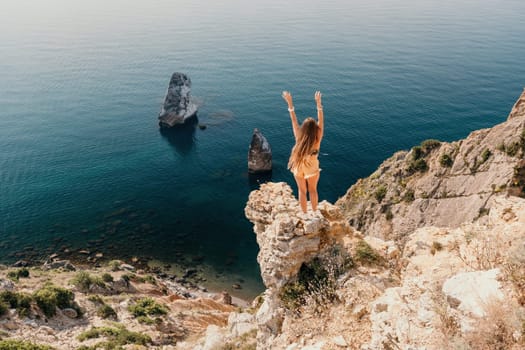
[315,91,324,139]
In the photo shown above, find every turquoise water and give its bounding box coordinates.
[1,0,525,298]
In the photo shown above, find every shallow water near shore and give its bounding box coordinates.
[1,0,525,299]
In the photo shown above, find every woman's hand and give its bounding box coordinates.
[315,91,322,108]
[282,91,294,108]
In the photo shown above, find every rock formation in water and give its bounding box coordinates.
[158,72,198,128]
[248,128,273,174]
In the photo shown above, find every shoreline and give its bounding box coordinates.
[2,246,258,306]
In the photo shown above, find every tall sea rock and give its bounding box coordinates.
[158,72,198,128]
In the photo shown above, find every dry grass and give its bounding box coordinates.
[463,300,524,350]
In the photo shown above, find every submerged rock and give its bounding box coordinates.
[158,72,198,128]
[248,128,272,174]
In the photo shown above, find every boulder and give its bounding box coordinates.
[248,128,272,174]
[158,72,198,128]
[42,259,76,271]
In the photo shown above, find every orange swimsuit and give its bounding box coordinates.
[291,149,321,179]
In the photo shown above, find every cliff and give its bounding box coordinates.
[336,89,525,241]
[231,90,525,349]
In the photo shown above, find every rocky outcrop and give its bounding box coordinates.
[364,196,525,350]
[336,89,525,240]
[158,72,198,128]
[248,128,272,174]
[242,181,525,350]
[245,182,356,348]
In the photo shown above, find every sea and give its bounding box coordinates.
[1,0,524,299]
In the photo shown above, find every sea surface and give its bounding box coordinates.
[1,0,524,299]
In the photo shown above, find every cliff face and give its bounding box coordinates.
[242,186,525,350]
[236,90,525,350]
[336,89,525,241]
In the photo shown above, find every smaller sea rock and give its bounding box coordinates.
[248,128,272,174]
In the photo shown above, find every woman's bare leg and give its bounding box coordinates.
[294,175,308,213]
[306,172,320,211]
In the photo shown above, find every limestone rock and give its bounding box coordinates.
[62,308,78,319]
[200,325,226,350]
[158,72,198,128]
[442,269,504,318]
[336,89,525,240]
[0,278,15,291]
[227,312,256,338]
[248,128,272,174]
[42,259,76,271]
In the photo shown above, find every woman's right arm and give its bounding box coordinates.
[315,91,324,139]
[282,91,300,139]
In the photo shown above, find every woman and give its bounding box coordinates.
[282,90,324,213]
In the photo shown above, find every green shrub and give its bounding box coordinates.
[97,304,117,319]
[87,295,104,304]
[481,148,492,163]
[280,246,352,312]
[421,139,441,153]
[33,283,76,318]
[143,275,157,285]
[16,293,32,317]
[385,208,393,221]
[0,301,7,316]
[478,207,490,218]
[101,273,114,283]
[430,241,444,255]
[374,185,387,203]
[128,297,168,318]
[136,315,155,324]
[403,189,415,202]
[355,240,382,265]
[77,325,151,348]
[411,146,423,160]
[440,154,453,167]
[0,340,55,350]
[70,271,105,292]
[0,290,33,317]
[6,267,30,282]
[506,142,520,157]
[0,290,19,308]
[107,260,122,272]
[408,158,428,173]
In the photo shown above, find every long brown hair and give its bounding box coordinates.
[288,117,320,170]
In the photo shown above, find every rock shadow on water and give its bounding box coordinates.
[160,116,198,156]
